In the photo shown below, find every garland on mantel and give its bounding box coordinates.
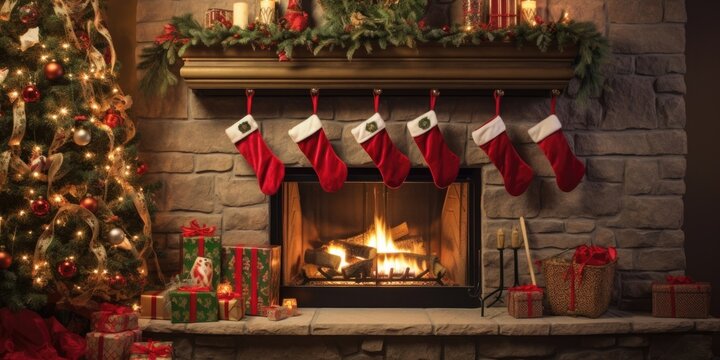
[138,0,609,100]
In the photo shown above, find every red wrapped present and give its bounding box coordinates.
[130,340,173,360]
[652,275,711,319]
[222,245,281,316]
[507,284,544,318]
[86,329,142,360]
[205,8,233,28]
[92,303,139,333]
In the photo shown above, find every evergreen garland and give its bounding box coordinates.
[139,1,609,100]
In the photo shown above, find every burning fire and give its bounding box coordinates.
[327,216,427,276]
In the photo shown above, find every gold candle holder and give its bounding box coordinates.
[257,0,276,24]
[520,0,537,24]
[282,298,300,316]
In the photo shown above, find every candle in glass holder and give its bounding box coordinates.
[257,0,276,24]
[496,228,505,249]
[282,298,299,316]
[511,226,520,248]
[233,2,250,28]
[520,0,537,24]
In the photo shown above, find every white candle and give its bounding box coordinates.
[233,2,249,28]
[258,0,276,24]
[521,0,537,23]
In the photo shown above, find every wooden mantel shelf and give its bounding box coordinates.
[180,44,577,90]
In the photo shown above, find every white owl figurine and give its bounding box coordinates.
[191,257,214,287]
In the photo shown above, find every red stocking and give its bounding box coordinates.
[408,109,460,189]
[528,114,585,192]
[289,114,347,192]
[351,113,411,189]
[472,115,533,196]
[225,115,285,195]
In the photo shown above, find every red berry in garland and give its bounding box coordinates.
[74,114,88,122]
[441,25,451,33]
[43,61,64,81]
[0,247,12,270]
[31,196,51,217]
[22,85,41,103]
[80,194,98,213]
[57,259,78,278]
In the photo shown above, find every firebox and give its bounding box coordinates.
[270,168,482,307]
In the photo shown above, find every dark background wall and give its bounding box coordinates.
[685,0,720,354]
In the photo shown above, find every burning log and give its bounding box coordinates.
[393,236,424,252]
[327,240,377,259]
[304,249,341,270]
[377,253,446,279]
[336,222,410,245]
[342,259,374,279]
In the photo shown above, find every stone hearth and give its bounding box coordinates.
[141,309,720,359]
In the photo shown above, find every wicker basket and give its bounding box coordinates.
[543,257,616,318]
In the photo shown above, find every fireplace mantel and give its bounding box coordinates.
[179,44,577,91]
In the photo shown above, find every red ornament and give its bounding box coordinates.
[109,273,127,289]
[76,30,91,50]
[441,25,451,33]
[0,248,12,270]
[57,259,77,278]
[19,3,39,27]
[103,109,124,129]
[247,22,256,31]
[43,61,64,81]
[31,197,51,217]
[22,85,41,103]
[74,114,88,122]
[418,19,426,30]
[136,162,148,176]
[80,195,98,213]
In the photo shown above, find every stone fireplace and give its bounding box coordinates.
[273,168,481,307]
[129,0,720,358]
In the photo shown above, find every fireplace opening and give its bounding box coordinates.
[270,168,482,308]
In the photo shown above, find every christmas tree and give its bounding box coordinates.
[0,0,158,311]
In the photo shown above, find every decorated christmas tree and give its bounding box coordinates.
[0,0,158,311]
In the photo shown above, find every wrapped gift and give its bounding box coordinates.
[222,245,281,316]
[181,220,222,289]
[169,285,219,323]
[140,289,170,320]
[543,245,617,318]
[92,303,139,333]
[507,285,544,318]
[205,8,233,28]
[264,305,290,321]
[652,276,711,319]
[86,329,142,360]
[488,0,518,28]
[130,341,173,360]
[218,293,245,321]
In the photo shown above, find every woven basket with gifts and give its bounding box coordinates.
[543,245,617,318]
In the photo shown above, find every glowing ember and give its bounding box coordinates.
[327,245,349,270]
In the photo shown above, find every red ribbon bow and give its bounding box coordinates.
[154,24,189,45]
[180,220,216,237]
[666,275,694,285]
[570,245,617,281]
[131,340,172,360]
[99,303,133,315]
[217,292,241,301]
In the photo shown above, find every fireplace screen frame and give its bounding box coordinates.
[270,167,482,308]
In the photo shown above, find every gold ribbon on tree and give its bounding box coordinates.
[9,99,26,147]
[33,204,108,306]
[0,0,18,21]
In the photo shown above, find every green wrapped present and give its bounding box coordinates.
[222,245,281,316]
[169,286,219,323]
[181,220,222,289]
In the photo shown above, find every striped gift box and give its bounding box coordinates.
[489,0,518,28]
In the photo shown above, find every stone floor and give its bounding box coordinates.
[140,308,720,336]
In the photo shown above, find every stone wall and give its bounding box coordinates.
[134,0,687,309]
[148,333,712,360]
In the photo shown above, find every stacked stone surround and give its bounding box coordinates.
[135,0,687,311]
